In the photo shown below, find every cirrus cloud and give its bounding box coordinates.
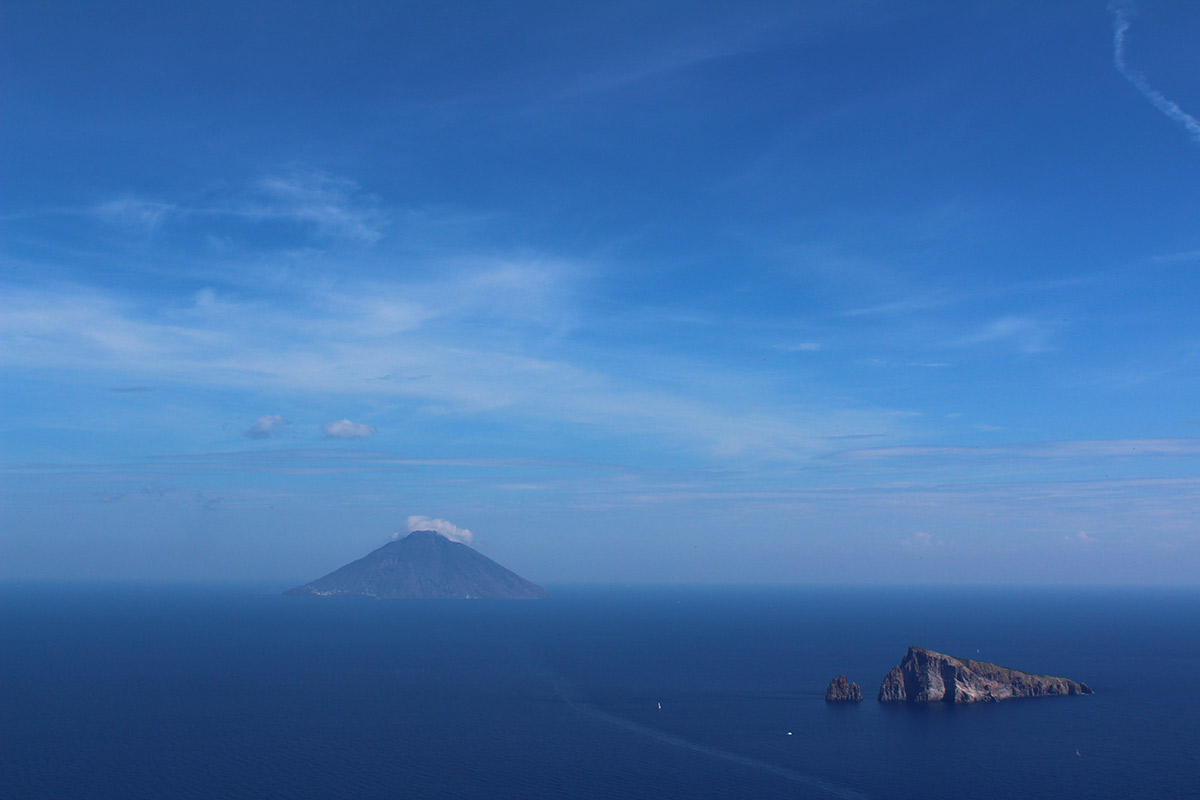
[322,419,377,439]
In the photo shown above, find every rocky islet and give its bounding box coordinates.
[825,674,864,702]
[877,646,1092,704]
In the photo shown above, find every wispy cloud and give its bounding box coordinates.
[0,269,908,462]
[842,292,958,318]
[560,40,752,99]
[250,171,387,243]
[245,414,290,439]
[1149,248,1200,264]
[84,169,387,244]
[322,419,377,439]
[956,316,1054,354]
[547,4,840,101]
[91,197,177,232]
[1110,1,1200,145]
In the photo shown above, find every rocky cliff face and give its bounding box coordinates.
[825,675,863,702]
[878,646,1092,703]
[878,665,908,702]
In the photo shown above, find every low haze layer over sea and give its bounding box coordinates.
[2,585,1196,799]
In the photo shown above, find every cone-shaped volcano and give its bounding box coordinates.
[285,531,549,599]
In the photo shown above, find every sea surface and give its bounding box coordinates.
[2,585,1197,799]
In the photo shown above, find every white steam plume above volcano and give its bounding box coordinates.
[404,515,473,544]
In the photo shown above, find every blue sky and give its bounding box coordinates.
[2,0,1198,585]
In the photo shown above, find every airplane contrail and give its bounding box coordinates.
[1109,1,1200,145]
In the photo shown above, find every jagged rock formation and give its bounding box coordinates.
[878,646,1092,704]
[285,531,549,599]
[825,675,863,702]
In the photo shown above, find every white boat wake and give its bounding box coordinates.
[546,675,869,800]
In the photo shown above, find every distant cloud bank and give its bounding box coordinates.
[405,515,473,544]
[840,438,1200,462]
[322,419,376,439]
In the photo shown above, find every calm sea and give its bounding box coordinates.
[2,585,1197,799]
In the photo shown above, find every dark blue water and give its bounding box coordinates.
[3,585,1197,799]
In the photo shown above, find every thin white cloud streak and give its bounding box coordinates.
[16,453,1200,507]
[839,438,1200,462]
[841,293,957,318]
[605,476,1200,505]
[1149,248,1200,264]
[547,1,911,105]
[91,197,177,231]
[405,515,472,544]
[322,419,376,439]
[559,39,755,99]
[1110,1,1200,145]
[955,316,1053,354]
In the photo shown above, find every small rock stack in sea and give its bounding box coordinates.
[825,674,863,702]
